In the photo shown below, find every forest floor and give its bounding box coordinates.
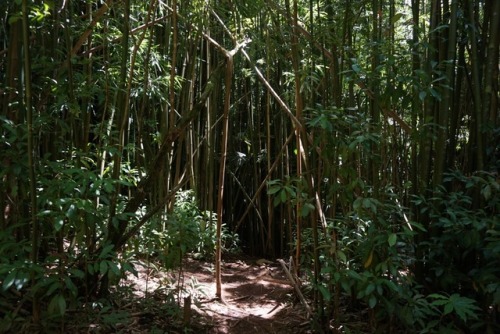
[117,254,314,333]
[63,254,371,333]
[184,255,313,333]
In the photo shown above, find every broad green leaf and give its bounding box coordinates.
[388,233,397,247]
[347,270,362,280]
[65,203,77,218]
[443,302,453,315]
[65,277,78,297]
[14,271,29,291]
[365,283,375,295]
[99,261,108,275]
[391,13,404,24]
[449,294,480,322]
[49,294,67,316]
[368,295,377,308]
[107,261,121,276]
[54,218,64,231]
[69,268,85,279]
[362,198,372,209]
[353,198,362,211]
[2,271,16,291]
[419,91,427,101]
[57,294,67,315]
[430,88,441,101]
[317,285,331,301]
[301,203,315,217]
[431,299,449,306]
[8,14,21,25]
[336,250,347,263]
[481,185,491,200]
[46,280,61,296]
[340,280,352,293]
[99,244,114,259]
[267,186,281,195]
[280,189,287,203]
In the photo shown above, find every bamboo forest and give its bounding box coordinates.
[0,0,499,333]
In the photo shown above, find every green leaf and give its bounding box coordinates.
[340,280,350,293]
[45,280,61,297]
[300,203,315,217]
[388,233,397,247]
[443,302,453,315]
[65,203,77,218]
[419,91,427,101]
[103,181,114,193]
[352,64,362,73]
[99,244,114,259]
[347,270,362,280]
[280,189,287,203]
[368,295,377,308]
[365,283,375,295]
[49,294,67,316]
[336,250,347,263]
[267,186,281,195]
[69,268,85,279]
[107,261,121,276]
[8,14,21,25]
[87,262,95,275]
[54,218,64,232]
[449,294,480,322]
[481,184,491,200]
[408,221,427,232]
[391,13,404,24]
[353,198,362,211]
[122,262,138,277]
[14,271,29,290]
[317,285,331,301]
[362,198,372,209]
[429,88,441,101]
[99,261,108,275]
[2,271,16,291]
[65,277,78,297]
[57,294,67,315]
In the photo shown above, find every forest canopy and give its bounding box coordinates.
[0,0,499,332]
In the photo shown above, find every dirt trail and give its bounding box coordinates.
[123,256,312,333]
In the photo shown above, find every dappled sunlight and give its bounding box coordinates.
[119,256,309,333]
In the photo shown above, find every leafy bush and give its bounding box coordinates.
[133,189,239,268]
[411,170,500,332]
[295,171,499,332]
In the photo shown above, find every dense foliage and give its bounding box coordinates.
[1,0,499,332]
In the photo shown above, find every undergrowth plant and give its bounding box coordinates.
[412,171,500,332]
[133,189,240,268]
[294,170,499,333]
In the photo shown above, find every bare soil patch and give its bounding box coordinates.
[182,256,311,333]
[71,255,313,333]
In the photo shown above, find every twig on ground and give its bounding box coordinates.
[277,259,313,318]
[227,295,251,302]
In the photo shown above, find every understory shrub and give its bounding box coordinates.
[132,189,240,268]
[299,171,499,332]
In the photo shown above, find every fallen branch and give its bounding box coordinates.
[277,259,312,318]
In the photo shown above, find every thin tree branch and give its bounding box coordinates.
[70,0,116,57]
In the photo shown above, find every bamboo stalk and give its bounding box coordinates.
[22,0,39,322]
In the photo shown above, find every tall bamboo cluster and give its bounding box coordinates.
[0,0,498,326]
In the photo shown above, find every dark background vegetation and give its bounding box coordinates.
[0,0,499,332]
